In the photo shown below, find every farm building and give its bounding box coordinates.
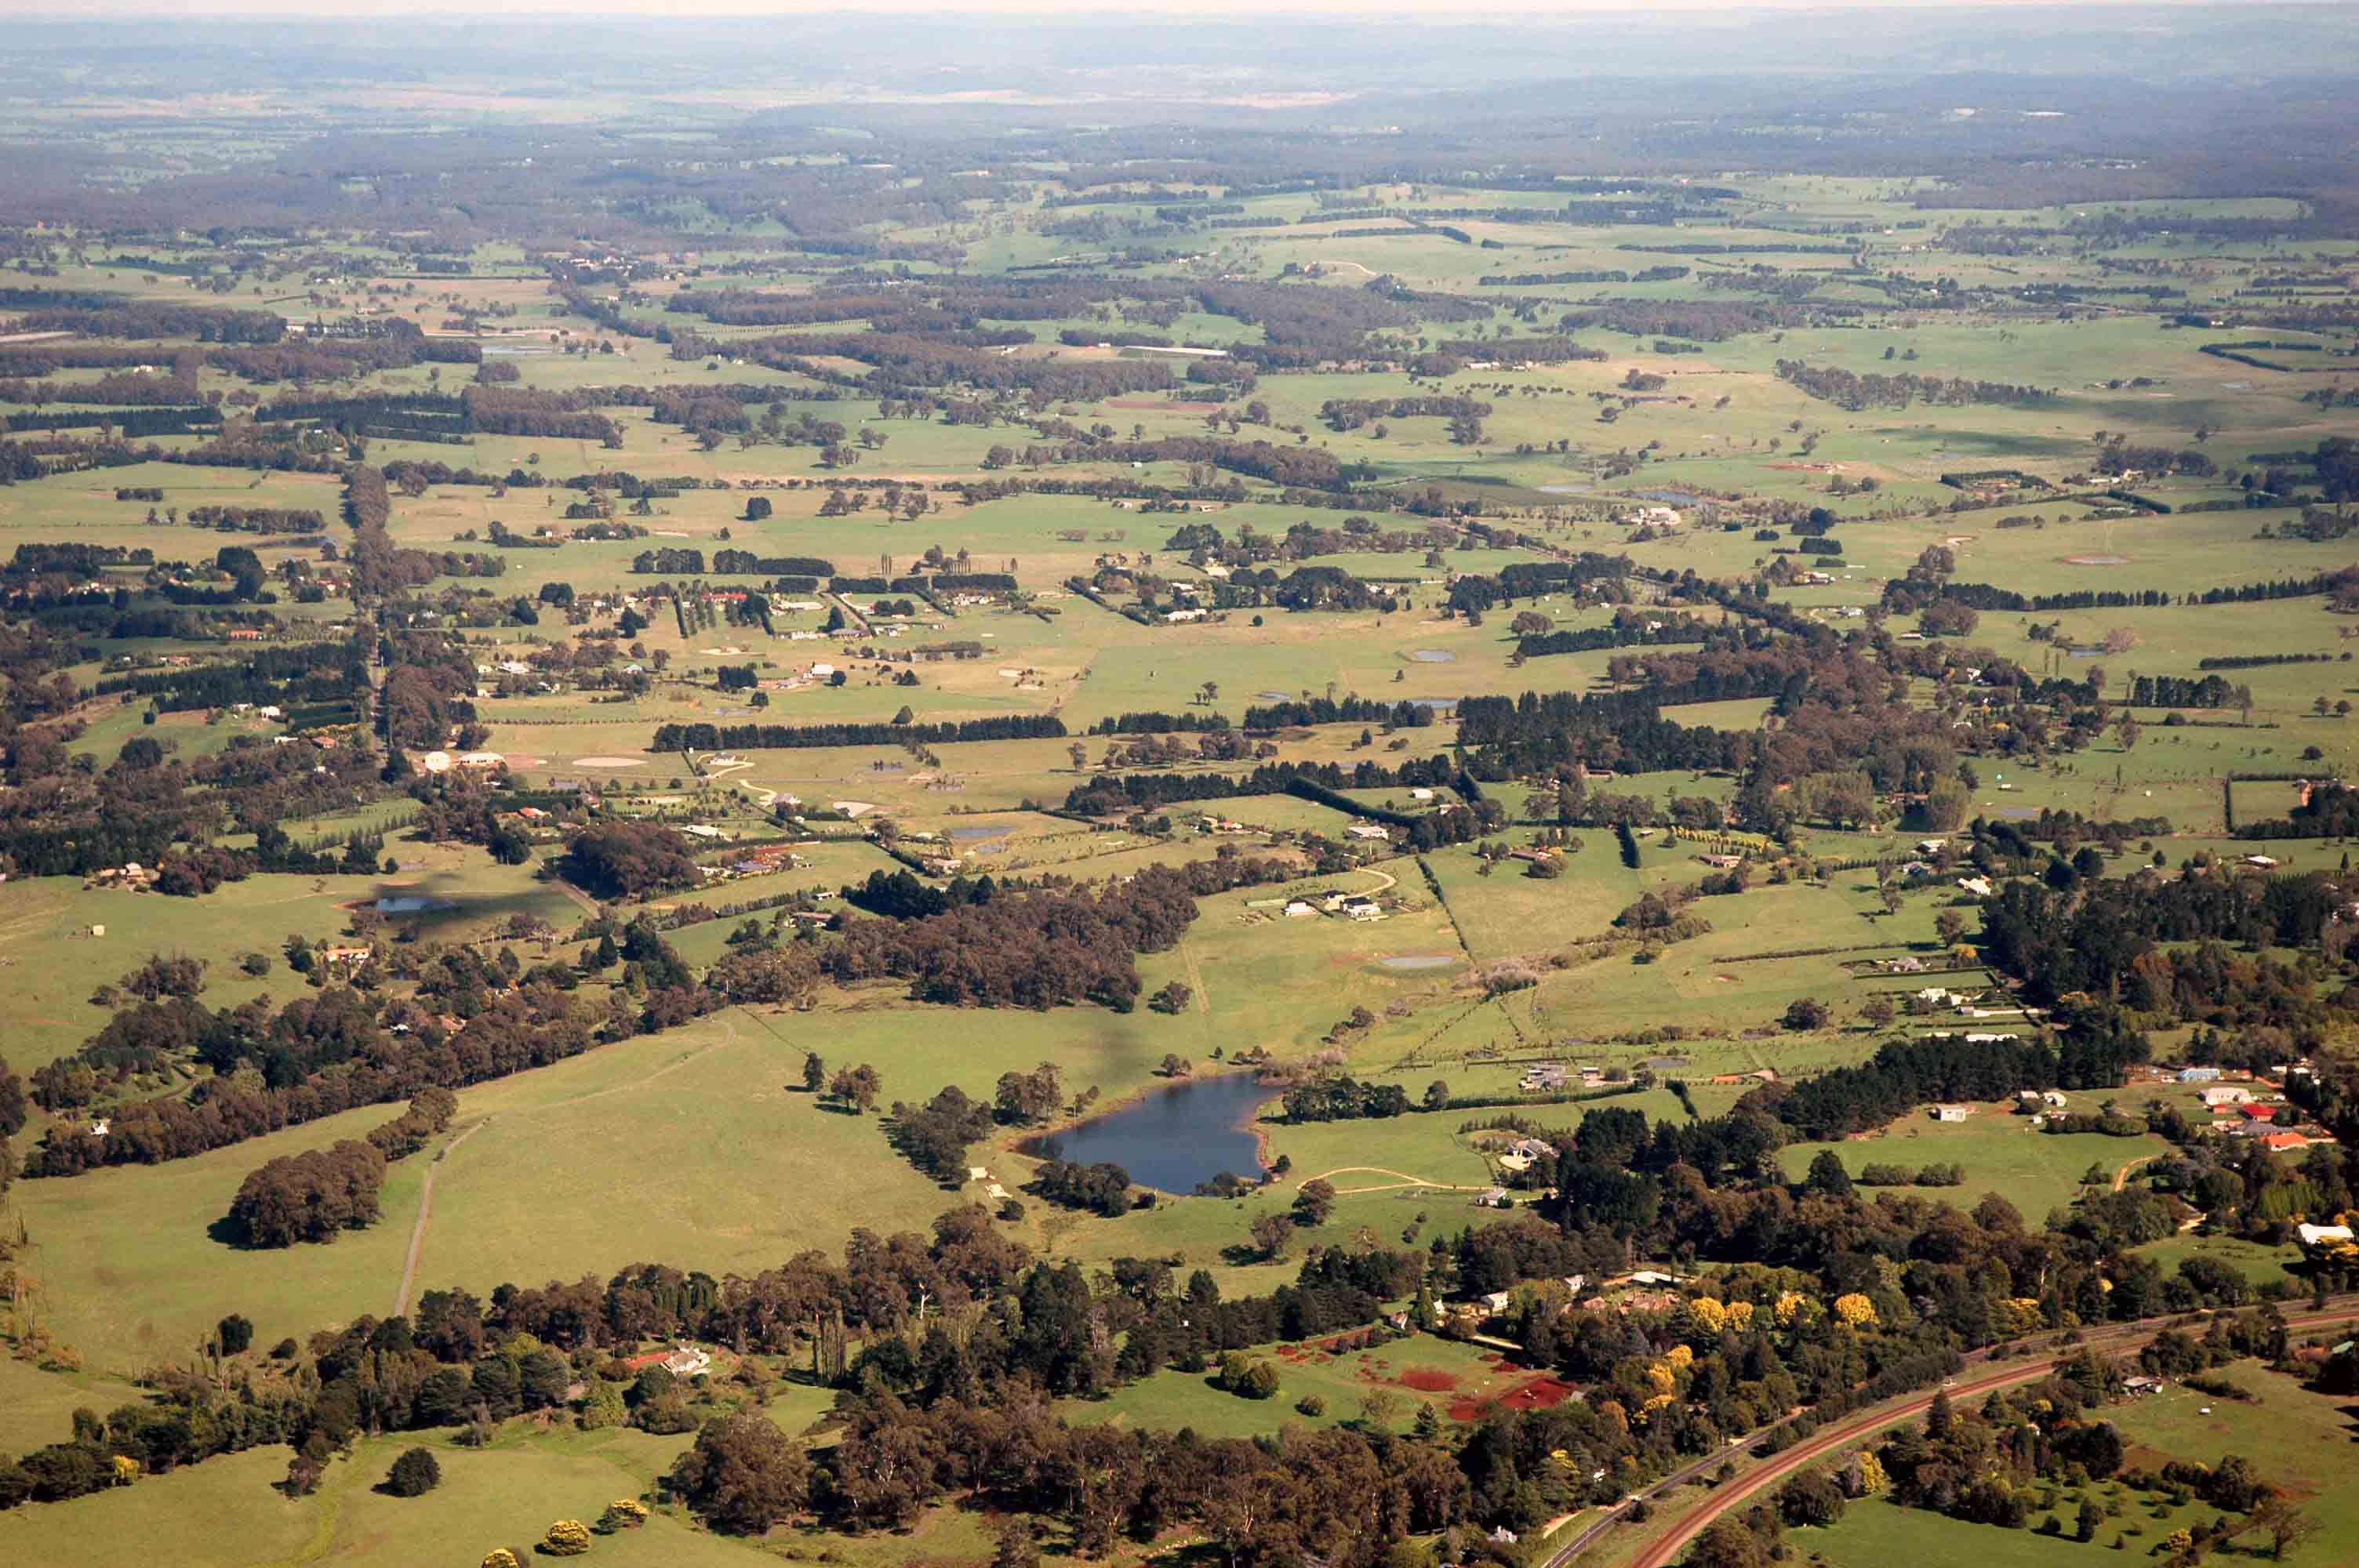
[2179,1066,2223,1083]
[2200,1085,2254,1107]
[1930,1104,1974,1122]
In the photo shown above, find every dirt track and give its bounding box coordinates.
[393,1120,485,1316]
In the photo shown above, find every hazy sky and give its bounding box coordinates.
[0,0,2285,14]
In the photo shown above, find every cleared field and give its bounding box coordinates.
[1776,1113,2172,1223]
[1070,1331,1527,1440]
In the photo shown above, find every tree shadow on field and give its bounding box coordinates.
[205,1213,261,1250]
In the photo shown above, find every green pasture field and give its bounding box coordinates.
[10,853,1496,1381]
[1776,1113,2172,1224]
[0,1425,776,1568]
[0,1356,149,1458]
[0,873,391,1075]
[2131,1230,2300,1292]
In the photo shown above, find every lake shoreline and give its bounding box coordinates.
[1006,1066,1290,1194]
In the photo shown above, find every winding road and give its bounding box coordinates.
[1292,1164,1484,1194]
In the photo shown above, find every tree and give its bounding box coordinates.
[1934,909,1967,946]
[2077,1498,2103,1541]
[1149,982,1194,1015]
[1776,1468,1846,1528]
[1922,777,1970,832]
[666,1411,811,1534]
[993,1519,1042,1568]
[598,1499,650,1533]
[0,1053,24,1138]
[1804,1150,1855,1200]
[803,1052,826,1093]
[1861,995,1896,1028]
[216,1313,253,1356]
[543,1519,594,1556]
[1295,1178,1338,1226]
[1782,997,1830,1032]
[384,1446,441,1497]
[1249,1212,1296,1260]
[2257,1497,2321,1560]
[1158,1052,1193,1076]
[831,1063,882,1113]
[580,1383,627,1430]
[1688,1518,1767,1568]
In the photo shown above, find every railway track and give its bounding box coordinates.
[1543,1298,2359,1568]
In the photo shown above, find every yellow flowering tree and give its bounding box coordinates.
[1996,1298,2048,1335]
[482,1553,522,1568]
[598,1500,649,1533]
[543,1520,594,1557]
[1687,1296,1729,1335]
[1725,1299,1756,1331]
[1833,1292,1879,1329]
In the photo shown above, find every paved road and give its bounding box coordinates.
[1544,1299,2359,1568]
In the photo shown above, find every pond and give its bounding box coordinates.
[1023,1073,1273,1193]
[1637,487,1701,505]
[375,895,454,913]
[1376,953,1458,971]
[949,824,1013,840]
[1408,649,1456,663]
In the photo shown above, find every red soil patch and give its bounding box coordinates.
[1400,1369,1459,1393]
[1499,1377,1576,1410]
[1447,1401,1484,1422]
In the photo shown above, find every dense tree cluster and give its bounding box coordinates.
[226,1138,389,1247]
[824,861,1271,1011]
[557,822,701,899]
[653,714,1067,750]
